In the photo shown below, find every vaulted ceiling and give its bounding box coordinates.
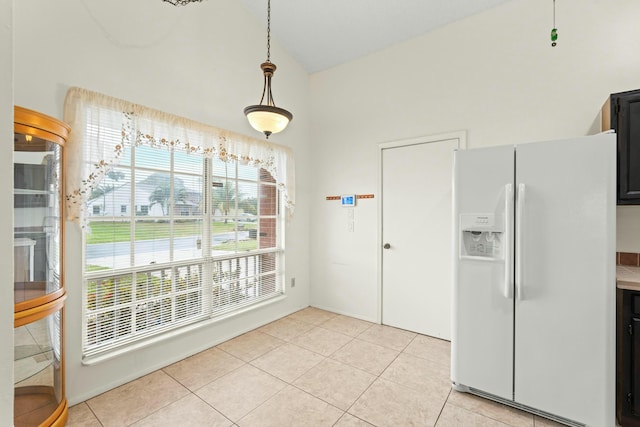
[238,0,516,73]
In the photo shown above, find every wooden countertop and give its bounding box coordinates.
[617,265,640,291]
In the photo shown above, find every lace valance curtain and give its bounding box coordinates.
[63,87,295,224]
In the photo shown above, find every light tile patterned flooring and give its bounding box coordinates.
[67,307,563,426]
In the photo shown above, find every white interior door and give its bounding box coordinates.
[380,135,461,339]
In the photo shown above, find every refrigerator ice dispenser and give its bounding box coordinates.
[460,213,503,260]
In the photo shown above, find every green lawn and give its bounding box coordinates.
[86,264,110,272]
[87,220,257,244]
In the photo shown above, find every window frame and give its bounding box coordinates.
[80,121,286,361]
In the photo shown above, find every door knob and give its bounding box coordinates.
[383,243,391,249]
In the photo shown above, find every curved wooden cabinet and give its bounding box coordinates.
[13,106,70,427]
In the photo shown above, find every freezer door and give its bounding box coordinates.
[514,134,616,426]
[452,145,515,401]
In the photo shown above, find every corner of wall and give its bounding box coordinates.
[1,0,14,420]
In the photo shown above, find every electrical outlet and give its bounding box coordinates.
[291,277,296,288]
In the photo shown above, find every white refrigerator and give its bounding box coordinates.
[451,134,616,426]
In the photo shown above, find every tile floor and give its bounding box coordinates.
[67,307,563,427]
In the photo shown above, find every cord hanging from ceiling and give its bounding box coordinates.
[551,0,558,47]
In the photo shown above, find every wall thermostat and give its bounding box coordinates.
[341,194,356,207]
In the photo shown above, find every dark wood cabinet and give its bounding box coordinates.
[618,289,640,426]
[633,315,640,415]
[604,89,640,204]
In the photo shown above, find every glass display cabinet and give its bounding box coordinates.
[13,106,69,427]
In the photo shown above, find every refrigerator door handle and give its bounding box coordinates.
[516,183,526,301]
[504,183,514,299]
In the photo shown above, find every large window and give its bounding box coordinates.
[64,88,294,359]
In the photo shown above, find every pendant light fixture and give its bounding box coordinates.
[162,0,203,5]
[244,0,293,139]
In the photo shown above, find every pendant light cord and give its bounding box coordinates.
[553,0,556,28]
[266,0,271,62]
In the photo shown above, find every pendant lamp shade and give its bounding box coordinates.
[244,105,292,138]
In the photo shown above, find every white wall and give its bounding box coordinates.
[0,0,14,421]
[309,0,640,321]
[13,0,311,405]
[618,206,640,252]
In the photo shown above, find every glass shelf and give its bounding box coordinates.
[14,309,63,427]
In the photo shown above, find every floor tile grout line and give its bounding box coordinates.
[88,370,194,426]
[147,353,251,423]
[342,375,378,423]
[290,329,357,358]
[433,387,453,426]
[232,379,322,426]
[335,413,375,427]
[252,324,359,361]
[83,401,106,427]
[316,317,376,338]
[331,412,354,427]
[246,343,329,386]
[339,339,408,426]
[233,390,275,426]
[198,359,290,424]
[354,331,417,353]
[376,344,405,378]
[284,311,339,328]
[193,358,249,391]
[339,336,454,426]
[215,332,288,362]
[190,388,236,425]
[326,341,398,377]
[309,322,359,340]
[121,390,194,426]
[332,335,409,376]
[287,381,347,420]
[288,356,370,401]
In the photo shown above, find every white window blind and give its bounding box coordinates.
[64,88,291,359]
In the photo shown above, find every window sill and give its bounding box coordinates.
[81,293,287,366]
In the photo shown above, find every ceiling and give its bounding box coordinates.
[237,0,515,73]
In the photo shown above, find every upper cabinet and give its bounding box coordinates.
[603,89,640,204]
